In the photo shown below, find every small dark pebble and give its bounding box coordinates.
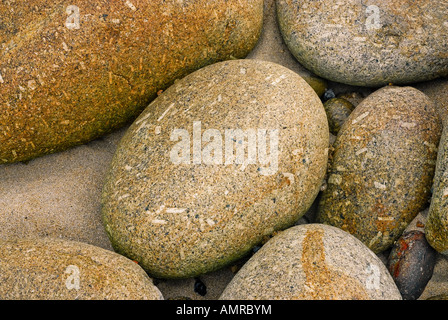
[387,230,437,300]
[194,277,207,296]
[322,88,336,102]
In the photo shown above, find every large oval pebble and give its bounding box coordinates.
[276,0,448,87]
[219,224,401,300]
[426,123,448,254]
[0,238,163,300]
[101,59,329,279]
[0,0,263,163]
[317,86,441,253]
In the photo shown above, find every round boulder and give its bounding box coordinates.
[0,238,163,300]
[219,224,402,300]
[101,59,329,279]
[276,0,448,87]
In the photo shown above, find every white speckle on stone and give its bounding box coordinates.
[399,121,417,129]
[0,71,4,83]
[117,194,130,201]
[353,37,367,42]
[151,219,167,225]
[206,219,215,227]
[328,174,342,185]
[112,18,120,24]
[352,112,370,124]
[443,188,448,197]
[166,208,186,214]
[272,74,287,86]
[180,248,185,260]
[444,21,448,28]
[124,0,137,11]
[282,172,295,185]
[27,80,37,90]
[356,148,368,156]
[155,126,161,135]
[240,68,247,74]
[157,103,175,122]
[217,94,222,102]
[378,216,394,221]
[424,141,437,152]
[62,42,70,52]
[374,182,387,190]
[125,165,132,171]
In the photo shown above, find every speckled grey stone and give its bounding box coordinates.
[276,0,448,87]
[0,238,163,300]
[219,224,401,300]
[101,59,329,279]
[317,86,442,253]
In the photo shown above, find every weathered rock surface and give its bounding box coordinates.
[317,86,442,253]
[0,0,263,163]
[101,59,329,279]
[426,123,448,255]
[220,224,402,300]
[0,238,163,300]
[276,0,448,87]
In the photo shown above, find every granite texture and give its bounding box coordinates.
[276,0,448,87]
[317,86,442,253]
[220,224,402,300]
[101,59,329,279]
[426,123,448,254]
[0,0,263,163]
[0,238,163,300]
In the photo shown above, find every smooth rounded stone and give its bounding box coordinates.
[0,127,129,251]
[247,0,327,97]
[101,59,329,279]
[276,0,448,87]
[219,224,401,300]
[0,0,263,164]
[387,230,437,300]
[0,238,163,300]
[414,78,448,123]
[323,98,355,135]
[317,86,442,253]
[426,123,448,255]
